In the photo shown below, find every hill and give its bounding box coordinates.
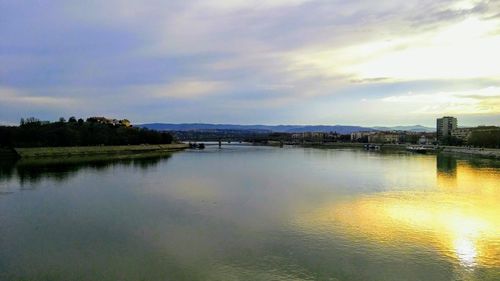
[137,123,376,134]
[371,125,434,132]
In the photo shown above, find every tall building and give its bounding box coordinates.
[436,116,457,141]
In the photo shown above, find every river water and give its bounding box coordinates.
[0,145,499,281]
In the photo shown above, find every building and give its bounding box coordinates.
[290,131,340,143]
[87,117,132,127]
[119,119,132,127]
[418,135,428,145]
[368,132,400,143]
[451,127,473,143]
[418,134,435,145]
[437,116,457,141]
[350,131,375,142]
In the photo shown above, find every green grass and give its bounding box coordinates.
[14,143,188,158]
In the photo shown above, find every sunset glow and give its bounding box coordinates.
[295,161,500,268]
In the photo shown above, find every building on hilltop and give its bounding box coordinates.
[87,117,132,127]
[119,119,131,127]
[437,116,457,141]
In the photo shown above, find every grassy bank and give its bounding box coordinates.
[14,143,188,158]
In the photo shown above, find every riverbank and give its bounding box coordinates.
[10,143,188,158]
[299,142,500,159]
[300,142,406,151]
[0,148,17,159]
[440,146,500,159]
[0,151,174,170]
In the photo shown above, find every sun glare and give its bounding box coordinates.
[295,160,500,268]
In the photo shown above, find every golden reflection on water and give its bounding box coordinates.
[297,155,500,268]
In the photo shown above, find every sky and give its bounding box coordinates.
[1,0,499,127]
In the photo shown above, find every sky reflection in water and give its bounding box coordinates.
[0,146,499,281]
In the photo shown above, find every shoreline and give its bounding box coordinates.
[298,142,500,159]
[299,142,406,150]
[440,146,500,159]
[4,143,188,159]
[2,142,499,160]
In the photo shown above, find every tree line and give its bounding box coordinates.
[0,117,173,148]
[440,129,500,148]
[468,129,500,148]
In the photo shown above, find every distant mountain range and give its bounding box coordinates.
[138,123,435,134]
[371,125,435,132]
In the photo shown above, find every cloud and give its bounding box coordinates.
[147,80,228,99]
[0,87,78,107]
[287,16,500,83]
[199,0,312,11]
[381,87,500,115]
[2,0,500,125]
[0,86,84,124]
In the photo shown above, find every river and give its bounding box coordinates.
[0,145,499,281]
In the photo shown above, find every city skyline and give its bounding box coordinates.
[1,1,500,127]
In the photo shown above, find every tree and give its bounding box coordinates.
[468,129,500,148]
[339,134,351,142]
[25,117,40,124]
[0,117,174,148]
[401,134,419,144]
[440,136,463,146]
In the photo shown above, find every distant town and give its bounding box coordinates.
[348,116,498,148]
[139,116,499,149]
[1,116,499,150]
